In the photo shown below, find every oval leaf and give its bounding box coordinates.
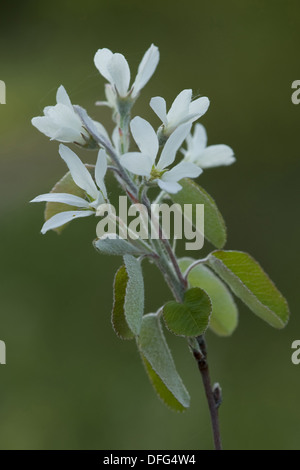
[178,258,238,336]
[141,355,186,412]
[111,265,135,340]
[44,165,94,234]
[137,313,190,410]
[123,254,144,336]
[94,236,144,256]
[170,178,227,248]
[207,250,289,329]
[163,287,212,337]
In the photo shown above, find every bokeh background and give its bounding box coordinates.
[0,0,299,450]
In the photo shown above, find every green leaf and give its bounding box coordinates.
[170,178,227,248]
[163,287,211,337]
[44,165,94,234]
[141,355,186,412]
[111,266,135,340]
[137,313,190,411]
[94,236,145,256]
[207,250,290,329]
[178,258,238,336]
[123,255,144,336]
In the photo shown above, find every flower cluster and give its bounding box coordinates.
[31,44,235,233]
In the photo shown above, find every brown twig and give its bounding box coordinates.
[192,336,222,450]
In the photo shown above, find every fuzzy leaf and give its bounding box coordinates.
[138,313,190,410]
[141,355,186,412]
[94,236,144,256]
[123,255,144,336]
[178,258,238,336]
[207,250,289,329]
[111,265,135,339]
[163,287,211,337]
[170,178,227,248]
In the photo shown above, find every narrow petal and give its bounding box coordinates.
[41,210,94,234]
[162,161,202,182]
[108,53,130,97]
[112,126,120,153]
[94,48,114,82]
[188,96,210,118]
[149,96,167,124]
[158,122,192,169]
[157,179,182,194]
[167,89,192,126]
[58,144,98,199]
[132,44,160,97]
[196,145,236,168]
[56,85,72,108]
[192,123,207,151]
[95,149,108,198]
[30,193,90,208]
[130,116,158,162]
[121,152,153,177]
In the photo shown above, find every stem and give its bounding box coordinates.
[83,102,223,449]
[141,192,187,297]
[192,336,222,450]
[75,105,138,198]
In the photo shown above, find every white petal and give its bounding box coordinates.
[30,193,90,208]
[197,144,235,168]
[107,53,130,97]
[56,85,72,108]
[94,48,114,82]
[52,127,86,145]
[31,116,59,138]
[104,83,117,108]
[167,89,192,126]
[112,126,120,153]
[95,149,108,198]
[149,96,167,124]
[157,179,182,194]
[121,152,153,177]
[192,123,207,151]
[41,210,94,234]
[58,144,98,199]
[132,44,160,97]
[189,96,210,118]
[130,116,158,162]
[158,122,192,169]
[47,103,83,133]
[162,161,202,182]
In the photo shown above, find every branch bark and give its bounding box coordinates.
[192,336,222,450]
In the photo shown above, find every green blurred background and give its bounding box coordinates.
[0,0,299,450]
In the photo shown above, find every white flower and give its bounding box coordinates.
[182,123,236,168]
[120,117,202,193]
[31,144,108,234]
[94,44,159,100]
[32,86,109,147]
[150,89,210,137]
